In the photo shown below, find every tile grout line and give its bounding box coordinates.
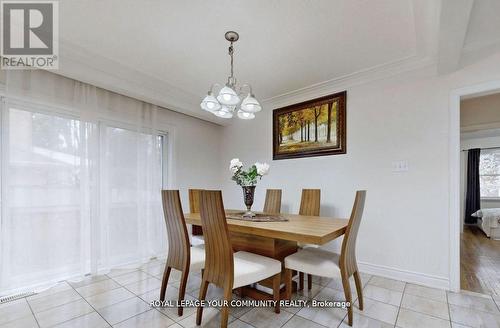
[74,282,123,300]
[69,278,115,328]
[51,269,160,327]
[393,281,407,327]
[494,295,500,313]
[397,291,452,322]
[278,312,296,328]
[362,278,460,324]
[446,291,452,328]
[104,272,165,326]
[25,297,42,328]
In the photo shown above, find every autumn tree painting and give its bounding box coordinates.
[273,92,346,160]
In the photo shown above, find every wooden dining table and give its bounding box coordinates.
[184,209,348,299]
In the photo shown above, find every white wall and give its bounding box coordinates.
[219,52,500,289]
[161,109,222,211]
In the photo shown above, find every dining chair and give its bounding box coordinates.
[160,190,205,316]
[196,190,282,328]
[298,189,321,290]
[284,190,367,326]
[263,189,282,214]
[189,189,205,245]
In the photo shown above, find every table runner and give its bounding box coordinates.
[226,212,289,222]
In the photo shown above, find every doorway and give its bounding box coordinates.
[450,81,500,294]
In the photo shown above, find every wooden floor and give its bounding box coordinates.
[461,225,500,296]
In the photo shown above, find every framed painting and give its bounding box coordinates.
[273,91,346,160]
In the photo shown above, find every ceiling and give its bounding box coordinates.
[464,0,500,50]
[55,0,500,125]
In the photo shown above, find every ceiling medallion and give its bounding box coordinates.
[200,31,261,119]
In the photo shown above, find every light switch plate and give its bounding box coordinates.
[392,160,409,172]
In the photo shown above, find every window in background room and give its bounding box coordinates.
[479,149,500,198]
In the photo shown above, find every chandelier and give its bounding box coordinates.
[200,31,262,119]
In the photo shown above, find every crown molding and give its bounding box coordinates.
[461,123,500,135]
[262,55,436,110]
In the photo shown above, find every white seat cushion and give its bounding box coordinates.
[191,235,205,246]
[285,248,341,279]
[189,245,205,272]
[297,242,319,249]
[233,251,281,289]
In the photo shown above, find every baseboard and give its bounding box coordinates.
[358,261,450,290]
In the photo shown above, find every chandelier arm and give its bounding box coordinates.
[239,83,253,95]
[208,83,222,94]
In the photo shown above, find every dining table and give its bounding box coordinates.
[184,209,349,300]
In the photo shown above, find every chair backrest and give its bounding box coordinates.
[299,189,321,216]
[161,190,190,271]
[263,189,282,214]
[340,190,367,276]
[189,189,204,235]
[199,190,234,288]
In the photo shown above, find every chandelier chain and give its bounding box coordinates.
[228,42,234,82]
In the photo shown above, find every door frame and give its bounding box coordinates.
[449,80,500,292]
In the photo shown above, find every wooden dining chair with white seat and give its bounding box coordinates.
[189,188,205,246]
[298,188,321,290]
[160,190,206,316]
[196,190,282,328]
[263,189,282,214]
[284,190,367,327]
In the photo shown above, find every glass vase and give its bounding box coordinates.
[242,185,256,217]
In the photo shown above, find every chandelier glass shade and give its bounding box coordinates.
[201,31,261,120]
[200,92,221,112]
[217,86,240,106]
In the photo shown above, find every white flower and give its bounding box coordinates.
[255,162,270,176]
[229,158,243,172]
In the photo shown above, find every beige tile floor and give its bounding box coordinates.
[1,259,500,328]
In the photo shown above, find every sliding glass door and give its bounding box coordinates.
[100,125,166,268]
[1,106,89,291]
[0,100,168,294]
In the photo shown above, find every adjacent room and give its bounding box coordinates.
[460,92,500,296]
[1,1,500,328]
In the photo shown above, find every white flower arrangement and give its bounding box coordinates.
[229,158,269,186]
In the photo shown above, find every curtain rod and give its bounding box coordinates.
[461,146,500,152]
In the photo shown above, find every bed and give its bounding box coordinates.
[472,208,500,240]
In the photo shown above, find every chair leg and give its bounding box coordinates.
[196,280,209,325]
[284,268,292,300]
[160,265,171,301]
[272,273,281,313]
[299,272,304,291]
[307,274,312,290]
[341,273,353,326]
[177,270,189,316]
[353,271,364,311]
[221,286,232,328]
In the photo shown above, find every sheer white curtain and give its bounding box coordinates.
[0,70,167,295]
